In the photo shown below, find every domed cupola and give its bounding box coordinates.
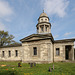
[36,11,51,34]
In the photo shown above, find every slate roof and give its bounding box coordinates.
[54,38,75,43]
[0,44,22,48]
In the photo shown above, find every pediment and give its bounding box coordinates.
[20,33,54,42]
[25,37,46,41]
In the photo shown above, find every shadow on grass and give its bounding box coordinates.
[0,70,18,75]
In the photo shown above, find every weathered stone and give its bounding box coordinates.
[0,12,75,63]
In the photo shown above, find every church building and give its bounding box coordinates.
[0,12,75,63]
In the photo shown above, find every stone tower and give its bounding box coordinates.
[36,11,51,34]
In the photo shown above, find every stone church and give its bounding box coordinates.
[0,12,75,63]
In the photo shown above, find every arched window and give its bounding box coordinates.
[37,27,39,33]
[45,27,47,31]
[15,50,18,57]
[8,51,11,57]
[41,27,44,32]
[2,51,4,57]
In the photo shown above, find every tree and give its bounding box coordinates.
[9,42,22,46]
[0,30,15,46]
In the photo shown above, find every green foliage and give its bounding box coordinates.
[0,30,21,46]
[9,42,22,46]
[0,62,75,75]
[0,30,15,46]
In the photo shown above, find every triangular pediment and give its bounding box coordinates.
[25,36,49,41]
[20,33,54,42]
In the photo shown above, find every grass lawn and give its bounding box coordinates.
[0,61,75,75]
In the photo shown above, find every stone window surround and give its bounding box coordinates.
[1,50,19,58]
[2,51,5,57]
[33,47,37,56]
[8,50,11,57]
[15,50,18,57]
[56,48,60,56]
[41,26,44,32]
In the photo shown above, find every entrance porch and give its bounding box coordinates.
[65,45,74,61]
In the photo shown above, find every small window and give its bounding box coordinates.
[56,48,60,56]
[2,51,4,57]
[45,19,47,21]
[8,51,11,57]
[41,27,44,32]
[37,28,39,33]
[33,47,37,55]
[15,50,18,57]
[41,19,43,21]
[45,27,47,31]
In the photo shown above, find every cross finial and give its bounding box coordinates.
[43,10,44,13]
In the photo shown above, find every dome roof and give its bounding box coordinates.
[39,12,48,17]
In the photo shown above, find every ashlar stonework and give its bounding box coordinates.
[0,12,75,63]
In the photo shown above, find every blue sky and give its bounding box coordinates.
[0,0,75,43]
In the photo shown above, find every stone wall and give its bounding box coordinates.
[0,40,74,63]
[22,39,53,63]
[0,46,23,61]
[54,42,74,62]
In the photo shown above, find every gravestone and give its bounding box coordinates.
[18,63,21,67]
[30,63,33,67]
[53,64,54,70]
[34,63,36,66]
[48,67,52,72]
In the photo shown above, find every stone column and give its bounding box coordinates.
[63,45,65,61]
[72,45,74,61]
[47,43,51,62]
[39,25,41,33]
[49,25,50,33]
[44,25,45,33]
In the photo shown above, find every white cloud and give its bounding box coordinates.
[41,0,69,17]
[54,35,59,39]
[0,0,14,20]
[64,32,72,36]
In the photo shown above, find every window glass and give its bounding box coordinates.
[8,51,11,57]
[2,51,4,57]
[15,50,18,57]
[41,27,44,32]
[37,28,39,33]
[33,47,37,55]
[56,48,60,56]
[45,27,47,31]
[45,19,47,21]
[41,19,43,21]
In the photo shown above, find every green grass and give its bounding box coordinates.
[0,61,75,75]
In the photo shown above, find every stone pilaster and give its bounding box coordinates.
[72,45,74,61]
[44,25,45,33]
[63,45,65,61]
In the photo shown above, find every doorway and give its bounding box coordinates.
[65,45,71,60]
